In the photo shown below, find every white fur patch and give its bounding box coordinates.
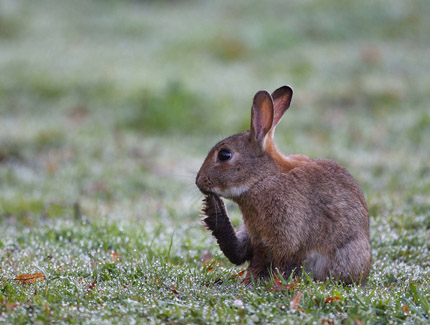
[213,185,250,198]
[304,251,329,279]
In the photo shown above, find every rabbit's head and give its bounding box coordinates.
[196,86,294,199]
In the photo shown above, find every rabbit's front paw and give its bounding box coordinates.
[201,193,228,231]
[202,193,226,217]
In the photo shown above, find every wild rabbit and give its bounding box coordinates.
[196,86,371,284]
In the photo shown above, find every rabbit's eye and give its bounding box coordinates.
[218,149,232,162]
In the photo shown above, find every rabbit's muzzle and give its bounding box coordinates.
[196,172,213,195]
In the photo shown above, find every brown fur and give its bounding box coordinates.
[265,138,310,172]
[196,86,371,284]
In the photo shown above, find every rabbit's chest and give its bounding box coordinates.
[237,194,287,250]
[243,213,281,251]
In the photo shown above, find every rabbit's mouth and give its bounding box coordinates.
[198,188,213,196]
[196,174,214,195]
[197,184,217,196]
[198,186,222,198]
[196,173,251,199]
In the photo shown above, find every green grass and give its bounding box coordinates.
[1,0,429,323]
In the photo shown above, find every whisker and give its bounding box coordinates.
[189,193,203,208]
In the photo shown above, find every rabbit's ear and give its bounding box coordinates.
[271,85,293,128]
[250,90,274,150]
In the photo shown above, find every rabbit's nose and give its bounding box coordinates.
[196,173,213,192]
[196,173,206,188]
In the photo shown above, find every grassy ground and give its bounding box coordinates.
[1,0,429,323]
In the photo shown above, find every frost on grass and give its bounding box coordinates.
[1,0,430,323]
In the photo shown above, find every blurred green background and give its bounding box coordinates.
[1,0,429,215]
[0,0,429,323]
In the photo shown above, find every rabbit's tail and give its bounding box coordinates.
[330,237,372,285]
